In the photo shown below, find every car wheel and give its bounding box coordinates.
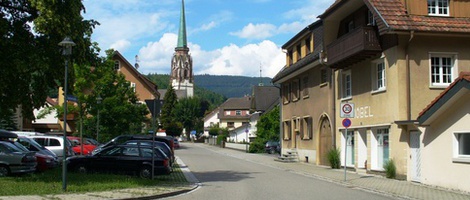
[139,166,152,179]
[76,164,88,174]
[0,165,9,177]
[269,148,276,154]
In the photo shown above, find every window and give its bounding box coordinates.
[130,82,136,92]
[114,61,120,70]
[227,122,234,128]
[236,110,241,116]
[321,68,329,84]
[430,54,456,87]
[368,10,376,26]
[288,50,293,66]
[302,76,309,98]
[291,79,300,101]
[341,70,352,99]
[372,60,386,92]
[49,139,60,147]
[454,133,470,159]
[283,121,291,140]
[225,111,231,115]
[347,20,354,33]
[305,37,311,55]
[296,45,302,61]
[282,83,290,104]
[302,117,313,140]
[428,0,449,16]
[123,147,139,156]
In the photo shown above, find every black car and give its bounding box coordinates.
[123,140,174,166]
[67,144,171,178]
[265,141,280,154]
[93,135,175,156]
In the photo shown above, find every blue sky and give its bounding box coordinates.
[82,0,335,78]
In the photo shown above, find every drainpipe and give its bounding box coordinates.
[406,31,414,121]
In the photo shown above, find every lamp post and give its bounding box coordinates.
[59,36,75,191]
[245,123,251,153]
[96,95,102,142]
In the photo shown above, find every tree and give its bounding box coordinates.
[165,121,183,137]
[0,0,99,125]
[249,105,280,153]
[173,97,211,139]
[77,50,149,143]
[160,86,177,129]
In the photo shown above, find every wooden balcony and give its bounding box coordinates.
[326,27,382,68]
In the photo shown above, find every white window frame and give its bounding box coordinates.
[302,116,312,140]
[371,59,386,93]
[130,82,136,92]
[283,120,291,140]
[453,132,470,163]
[292,79,300,102]
[341,70,352,100]
[235,110,241,116]
[368,10,376,26]
[429,53,457,88]
[428,0,449,16]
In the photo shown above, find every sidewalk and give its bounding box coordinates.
[213,144,470,200]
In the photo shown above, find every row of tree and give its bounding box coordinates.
[0,1,155,142]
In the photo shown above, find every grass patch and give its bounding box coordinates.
[0,164,187,196]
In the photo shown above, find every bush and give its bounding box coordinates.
[248,140,266,153]
[327,148,341,169]
[383,159,396,179]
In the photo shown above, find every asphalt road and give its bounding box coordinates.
[168,143,394,200]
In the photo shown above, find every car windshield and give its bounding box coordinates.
[19,137,47,150]
[0,141,24,153]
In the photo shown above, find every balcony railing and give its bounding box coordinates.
[326,26,382,68]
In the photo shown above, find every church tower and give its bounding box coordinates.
[170,0,194,98]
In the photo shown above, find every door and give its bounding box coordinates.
[346,130,355,166]
[377,129,389,170]
[319,117,332,166]
[410,131,421,182]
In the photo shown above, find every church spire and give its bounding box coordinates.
[177,0,188,49]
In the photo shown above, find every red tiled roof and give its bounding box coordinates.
[365,0,470,34]
[418,72,470,118]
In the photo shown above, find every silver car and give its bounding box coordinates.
[0,141,37,176]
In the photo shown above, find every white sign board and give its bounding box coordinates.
[340,103,355,118]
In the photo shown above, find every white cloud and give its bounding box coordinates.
[138,33,178,74]
[138,35,285,78]
[110,39,132,52]
[229,23,277,39]
[196,40,285,78]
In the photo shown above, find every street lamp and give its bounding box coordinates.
[96,95,102,142]
[245,123,251,152]
[59,36,75,191]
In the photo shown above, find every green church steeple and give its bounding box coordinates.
[177,0,188,49]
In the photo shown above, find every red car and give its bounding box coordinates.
[67,136,97,155]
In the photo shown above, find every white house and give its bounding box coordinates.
[417,72,470,192]
[203,109,219,137]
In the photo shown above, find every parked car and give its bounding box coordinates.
[93,135,174,156]
[1,130,58,172]
[265,141,280,154]
[123,140,174,166]
[16,137,58,171]
[173,138,180,149]
[0,141,37,176]
[67,144,171,178]
[16,136,58,159]
[67,136,97,155]
[28,135,74,161]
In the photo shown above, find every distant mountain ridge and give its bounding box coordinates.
[146,74,273,98]
[195,74,273,98]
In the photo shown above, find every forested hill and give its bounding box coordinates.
[195,74,273,98]
[146,74,273,98]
